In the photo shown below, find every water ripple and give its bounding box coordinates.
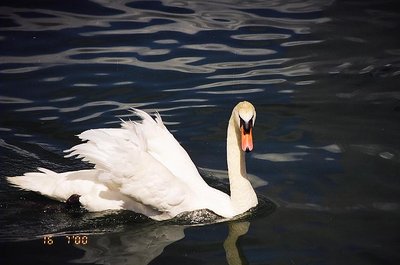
[0,96,32,104]
[281,40,324,47]
[203,58,291,70]
[181,43,276,56]
[198,88,264,95]
[231,33,291,40]
[208,62,314,79]
[0,0,333,78]
[0,49,211,74]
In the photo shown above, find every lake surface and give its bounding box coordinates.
[1,0,400,264]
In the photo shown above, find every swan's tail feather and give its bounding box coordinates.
[7,168,113,206]
[7,168,63,200]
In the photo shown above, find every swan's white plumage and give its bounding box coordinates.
[8,102,258,220]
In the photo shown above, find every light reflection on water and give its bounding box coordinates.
[1,0,400,264]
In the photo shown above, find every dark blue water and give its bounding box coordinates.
[1,0,400,264]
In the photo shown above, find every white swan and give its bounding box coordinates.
[8,101,258,221]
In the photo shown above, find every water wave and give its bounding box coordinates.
[0,0,333,81]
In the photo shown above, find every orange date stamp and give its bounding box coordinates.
[43,235,89,245]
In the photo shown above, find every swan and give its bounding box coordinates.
[7,101,258,221]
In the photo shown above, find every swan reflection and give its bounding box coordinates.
[72,221,251,265]
[224,221,250,265]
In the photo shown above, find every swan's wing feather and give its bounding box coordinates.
[65,127,191,214]
[126,109,205,187]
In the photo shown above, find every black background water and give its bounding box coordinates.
[1,0,399,264]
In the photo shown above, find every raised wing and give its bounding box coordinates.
[128,109,206,188]
[64,109,205,216]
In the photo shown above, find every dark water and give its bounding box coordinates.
[1,0,400,264]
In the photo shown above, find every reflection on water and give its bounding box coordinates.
[73,224,186,265]
[253,143,342,162]
[223,221,250,265]
[72,221,251,265]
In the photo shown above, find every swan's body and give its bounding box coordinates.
[8,101,258,221]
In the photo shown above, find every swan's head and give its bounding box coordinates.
[234,101,256,153]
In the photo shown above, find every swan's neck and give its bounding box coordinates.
[227,113,258,215]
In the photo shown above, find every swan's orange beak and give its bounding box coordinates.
[240,122,253,152]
